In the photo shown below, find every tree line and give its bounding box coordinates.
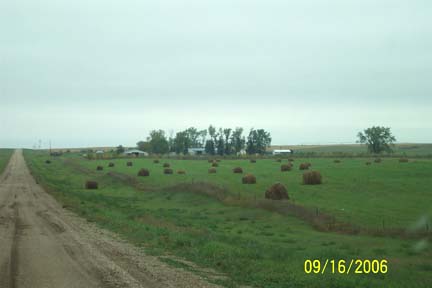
[136,126,272,155]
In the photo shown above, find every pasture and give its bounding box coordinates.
[24,150,432,288]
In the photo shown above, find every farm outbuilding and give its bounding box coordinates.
[188,148,206,155]
[124,149,148,157]
[272,149,293,155]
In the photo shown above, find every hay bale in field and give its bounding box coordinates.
[399,158,409,163]
[208,167,217,174]
[163,168,173,174]
[85,181,98,189]
[265,183,288,200]
[250,159,256,163]
[216,159,221,162]
[242,173,256,184]
[211,162,218,167]
[280,164,292,172]
[288,158,294,162]
[108,162,115,167]
[153,159,160,164]
[374,158,381,163]
[303,171,322,185]
[275,159,282,162]
[137,168,150,176]
[299,163,309,170]
[163,163,170,168]
[45,160,51,164]
[365,161,372,165]
[127,161,133,166]
[232,167,243,173]
[334,159,341,163]
[177,170,186,174]
[208,159,214,163]
[96,165,103,171]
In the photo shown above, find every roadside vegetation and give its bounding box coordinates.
[24,149,432,288]
[0,149,13,174]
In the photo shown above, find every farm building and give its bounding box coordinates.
[124,149,148,157]
[272,149,293,155]
[188,148,206,155]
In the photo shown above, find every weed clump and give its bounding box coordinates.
[374,158,382,163]
[137,168,150,176]
[85,181,98,189]
[399,158,409,163]
[334,159,341,163]
[242,173,256,184]
[250,159,256,163]
[45,160,51,164]
[163,163,170,168]
[212,162,219,167]
[96,166,103,171]
[164,168,173,174]
[233,167,243,173]
[208,167,217,174]
[281,164,292,172]
[108,162,115,167]
[265,183,289,200]
[303,171,322,185]
[153,159,160,164]
[288,158,294,162]
[177,170,186,174]
[365,161,372,165]
[127,161,133,167]
[275,159,282,163]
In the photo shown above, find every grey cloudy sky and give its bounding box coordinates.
[1,0,431,148]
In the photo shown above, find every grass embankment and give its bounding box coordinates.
[25,150,432,288]
[0,149,13,174]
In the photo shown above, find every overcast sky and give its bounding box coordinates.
[1,0,431,148]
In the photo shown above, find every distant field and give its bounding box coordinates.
[270,143,432,156]
[25,150,432,288]
[0,149,13,174]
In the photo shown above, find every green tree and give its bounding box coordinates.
[136,141,151,152]
[116,145,125,154]
[147,130,169,154]
[357,126,396,154]
[231,127,245,154]
[246,128,272,155]
[223,128,232,155]
[173,131,190,154]
[205,139,215,155]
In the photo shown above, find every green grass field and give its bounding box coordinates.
[0,149,13,174]
[24,150,432,288]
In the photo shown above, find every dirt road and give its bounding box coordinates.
[0,150,220,288]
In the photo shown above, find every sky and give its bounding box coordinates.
[1,0,431,148]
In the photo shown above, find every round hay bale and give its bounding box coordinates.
[275,159,282,163]
[108,162,115,167]
[153,159,160,164]
[365,161,372,165]
[137,168,150,176]
[211,162,218,167]
[374,158,381,163]
[208,167,217,174]
[45,160,51,164]
[281,164,292,172]
[96,165,103,171]
[216,159,221,162]
[177,170,186,174]
[288,158,294,162]
[299,163,309,170]
[127,161,133,167]
[85,181,98,189]
[303,171,322,185]
[334,159,341,163]
[265,183,288,200]
[163,163,170,168]
[399,158,409,163]
[250,159,256,163]
[163,168,173,174]
[232,167,243,173]
[242,173,256,184]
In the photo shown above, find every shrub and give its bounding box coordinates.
[374,158,381,163]
[96,166,103,171]
[164,168,173,174]
[233,167,243,173]
[163,163,170,168]
[208,168,217,174]
[127,161,133,166]
[334,159,341,163]
[177,170,186,174]
[303,171,322,185]
[265,183,289,200]
[242,173,256,184]
[85,181,98,189]
[212,162,218,167]
[108,162,115,167]
[399,158,409,163]
[250,159,256,163]
[153,159,160,164]
[45,160,51,164]
[137,168,150,176]
[299,163,309,170]
[281,164,292,172]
